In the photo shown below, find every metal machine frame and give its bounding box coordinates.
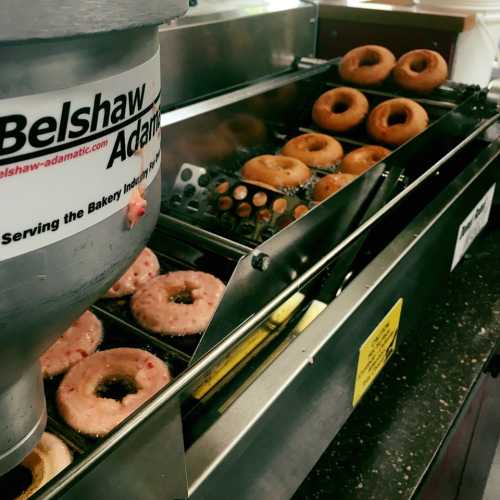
[7,3,500,498]
[38,68,499,498]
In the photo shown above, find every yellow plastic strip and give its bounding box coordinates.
[192,292,306,400]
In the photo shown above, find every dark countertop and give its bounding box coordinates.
[293,207,500,500]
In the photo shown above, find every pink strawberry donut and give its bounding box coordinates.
[57,348,171,437]
[40,310,103,378]
[105,247,160,298]
[130,271,225,336]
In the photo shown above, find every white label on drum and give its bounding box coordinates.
[0,49,161,262]
[451,184,495,271]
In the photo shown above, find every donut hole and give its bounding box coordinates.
[306,139,325,152]
[96,376,138,401]
[170,289,194,304]
[359,52,380,67]
[0,464,33,499]
[387,111,408,126]
[410,58,428,73]
[331,101,349,114]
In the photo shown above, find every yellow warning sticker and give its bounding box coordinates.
[353,298,403,407]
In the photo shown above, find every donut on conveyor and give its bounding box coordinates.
[393,49,448,93]
[40,310,103,378]
[105,247,160,299]
[131,271,225,336]
[241,155,311,189]
[367,98,428,146]
[340,45,396,86]
[282,133,344,168]
[2,432,72,500]
[340,145,391,175]
[312,87,369,133]
[57,347,171,437]
[312,173,357,202]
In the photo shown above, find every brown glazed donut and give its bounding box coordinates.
[312,173,357,202]
[340,45,396,86]
[367,98,428,146]
[340,145,391,175]
[393,49,448,93]
[13,433,72,499]
[281,133,344,168]
[312,87,369,133]
[241,155,311,189]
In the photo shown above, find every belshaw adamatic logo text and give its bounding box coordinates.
[0,83,161,170]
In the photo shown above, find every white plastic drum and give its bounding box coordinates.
[416,0,500,86]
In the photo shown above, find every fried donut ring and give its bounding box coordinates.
[393,49,448,93]
[57,348,171,436]
[40,310,103,378]
[105,248,160,298]
[218,114,267,147]
[180,131,234,163]
[131,271,225,336]
[340,45,396,86]
[313,173,357,202]
[367,98,428,146]
[312,87,369,133]
[340,145,391,175]
[241,155,311,189]
[281,133,343,168]
[10,433,72,500]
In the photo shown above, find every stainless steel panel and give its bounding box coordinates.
[53,400,187,500]
[160,0,317,107]
[0,0,187,42]
[192,162,384,361]
[187,138,500,500]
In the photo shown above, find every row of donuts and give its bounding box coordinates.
[240,135,391,203]
[38,249,224,438]
[237,44,448,204]
[312,86,428,147]
[340,45,448,93]
[7,252,224,498]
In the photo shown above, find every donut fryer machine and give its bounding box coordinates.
[6,41,497,500]
[3,3,500,500]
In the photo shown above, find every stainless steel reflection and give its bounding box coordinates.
[159,0,316,108]
[55,399,187,500]
[0,17,168,474]
[158,213,252,258]
[160,60,335,199]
